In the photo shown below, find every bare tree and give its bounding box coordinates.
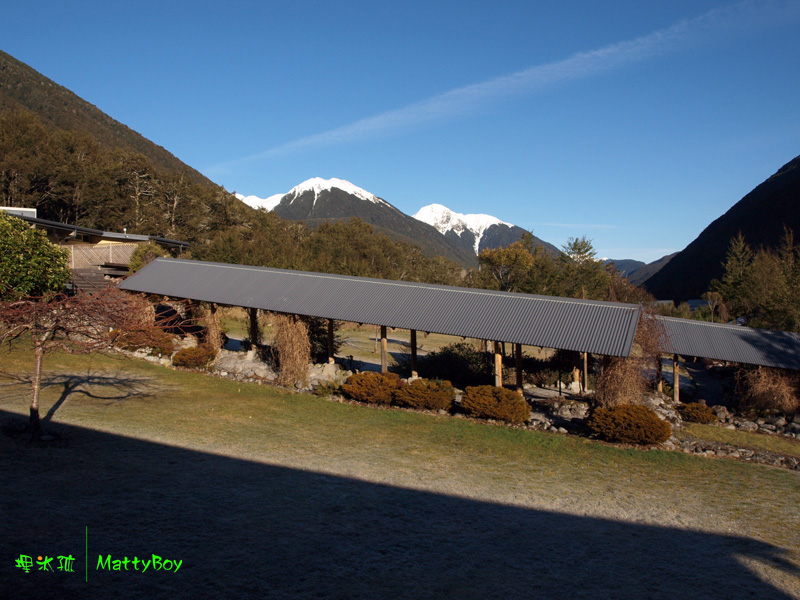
[0,287,158,438]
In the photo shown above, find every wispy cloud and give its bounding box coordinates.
[208,0,800,172]
[540,223,617,230]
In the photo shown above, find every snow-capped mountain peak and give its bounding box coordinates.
[413,204,510,254]
[290,177,386,206]
[236,177,388,211]
[235,192,284,211]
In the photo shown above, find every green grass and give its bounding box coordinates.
[679,422,800,459]
[3,344,800,598]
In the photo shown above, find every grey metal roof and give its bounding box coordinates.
[657,316,800,370]
[120,258,641,357]
[9,214,189,248]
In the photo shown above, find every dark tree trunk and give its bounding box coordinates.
[28,338,45,437]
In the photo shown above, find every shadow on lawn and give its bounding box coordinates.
[0,370,164,424]
[1,409,797,600]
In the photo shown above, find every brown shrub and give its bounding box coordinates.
[272,313,311,387]
[737,367,800,415]
[587,404,671,445]
[461,385,529,424]
[679,402,717,424]
[342,372,403,405]
[595,356,646,408]
[115,328,175,356]
[392,379,454,411]
[172,343,217,369]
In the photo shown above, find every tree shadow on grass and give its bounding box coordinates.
[0,370,166,424]
[1,409,797,600]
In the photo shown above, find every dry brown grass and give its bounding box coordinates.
[738,366,800,415]
[272,313,311,386]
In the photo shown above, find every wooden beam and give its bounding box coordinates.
[380,325,388,373]
[515,343,523,395]
[327,319,335,364]
[673,354,680,403]
[494,341,502,387]
[410,329,418,377]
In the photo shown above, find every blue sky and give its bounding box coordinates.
[4,0,800,262]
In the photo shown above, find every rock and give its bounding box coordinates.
[711,405,731,421]
[738,421,758,432]
[766,415,787,427]
[554,400,589,420]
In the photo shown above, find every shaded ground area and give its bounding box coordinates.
[2,411,797,600]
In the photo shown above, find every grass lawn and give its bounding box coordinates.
[2,344,799,599]
[679,422,800,459]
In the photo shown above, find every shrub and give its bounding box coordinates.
[587,404,671,445]
[416,342,488,389]
[392,379,454,411]
[115,329,175,356]
[128,241,168,274]
[312,381,341,397]
[342,372,403,405]
[461,385,529,424]
[679,402,717,424]
[595,356,646,408]
[172,343,218,369]
[737,367,800,416]
[272,314,311,386]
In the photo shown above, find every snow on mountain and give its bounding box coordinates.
[236,177,388,212]
[235,192,284,211]
[290,177,388,207]
[413,203,511,254]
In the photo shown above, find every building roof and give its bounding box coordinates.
[656,316,800,370]
[8,214,189,248]
[120,258,642,357]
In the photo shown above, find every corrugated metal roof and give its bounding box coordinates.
[120,258,641,357]
[657,316,800,370]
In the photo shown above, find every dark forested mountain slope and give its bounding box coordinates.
[644,155,800,301]
[0,49,211,185]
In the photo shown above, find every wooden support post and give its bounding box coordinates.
[583,352,589,393]
[494,341,502,387]
[673,354,680,403]
[410,329,418,377]
[327,319,335,364]
[247,307,260,346]
[206,303,222,349]
[515,343,523,395]
[380,325,388,373]
[656,357,663,393]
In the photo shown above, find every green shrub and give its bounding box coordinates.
[416,342,488,389]
[392,379,454,411]
[587,404,671,445]
[312,381,342,397]
[341,372,403,405]
[679,402,717,424]
[116,329,175,356]
[172,343,218,369]
[461,385,529,424]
